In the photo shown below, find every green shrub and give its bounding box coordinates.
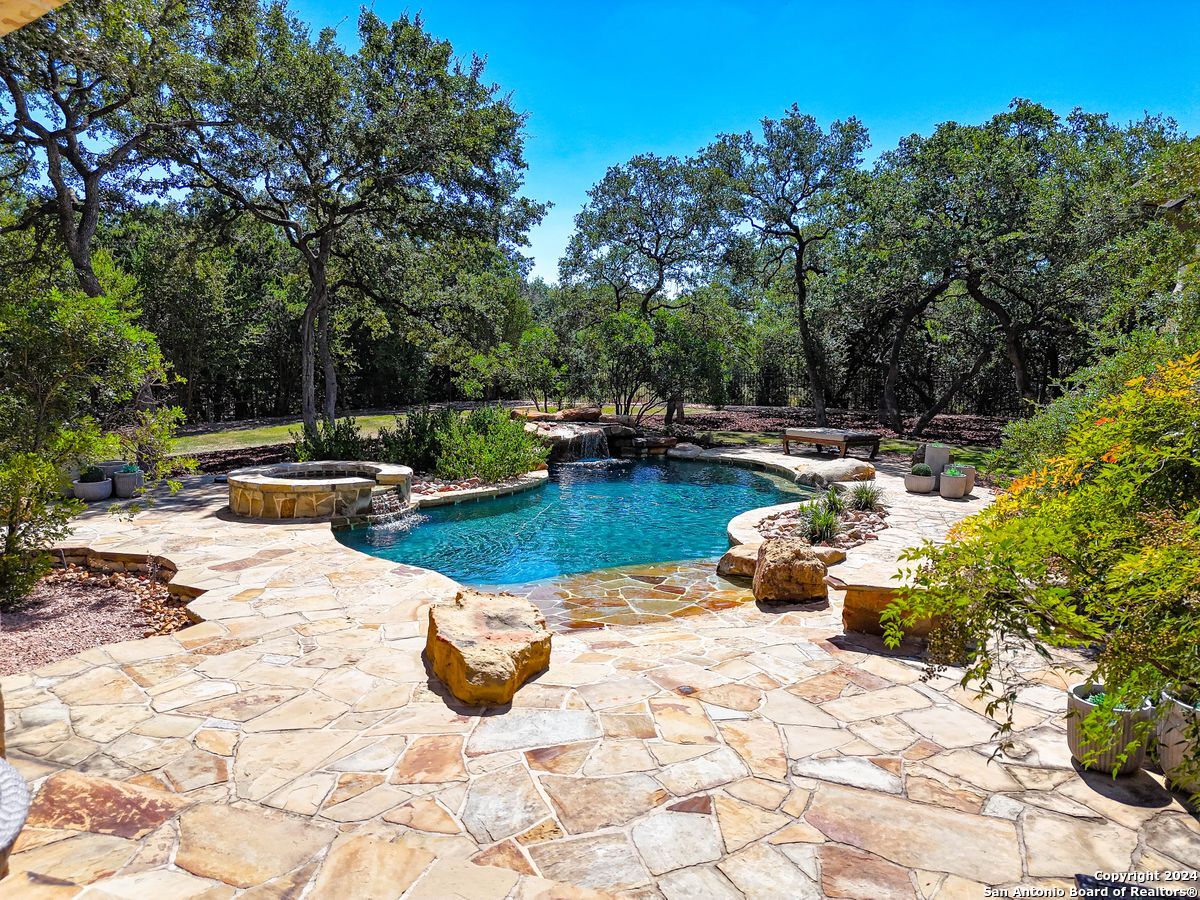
[292,417,369,462]
[79,465,105,483]
[378,408,456,472]
[911,463,933,477]
[434,406,549,482]
[1,454,79,610]
[849,482,883,511]
[798,502,839,543]
[822,489,846,516]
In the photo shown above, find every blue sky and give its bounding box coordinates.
[292,0,1200,282]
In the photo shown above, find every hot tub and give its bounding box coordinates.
[227,460,412,522]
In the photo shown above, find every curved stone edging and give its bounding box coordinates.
[668,444,874,487]
[726,501,802,547]
[413,470,549,508]
[228,460,413,520]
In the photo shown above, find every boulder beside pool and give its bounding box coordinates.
[751,538,828,602]
[425,590,552,705]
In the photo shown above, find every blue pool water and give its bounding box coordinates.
[337,459,806,585]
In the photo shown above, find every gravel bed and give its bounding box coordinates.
[0,567,189,676]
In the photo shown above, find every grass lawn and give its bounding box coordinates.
[175,412,405,454]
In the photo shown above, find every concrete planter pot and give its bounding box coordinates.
[96,459,126,478]
[959,465,977,494]
[938,473,968,499]
[112,470,145,498]
[924,445,952,475]
[0,761,29,879]
[904,473,936,494]
[71,478,112,502]
[1158,690,1200,794]
[1066,684,1153,776]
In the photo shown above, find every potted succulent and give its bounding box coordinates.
[71,465,112,502]
[1066,683,1154,775]
[1157,689,1200,794]
[112,463,145,498]
[904,463,936,494]
[938,465,969,499]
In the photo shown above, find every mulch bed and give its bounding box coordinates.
[0,567,191,676]
[642,406,1012,447]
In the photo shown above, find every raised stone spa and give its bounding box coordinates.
[226,460,412,522]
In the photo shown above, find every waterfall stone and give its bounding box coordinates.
[425,591,552,705]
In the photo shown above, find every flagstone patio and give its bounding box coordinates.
[1,451,1197,897]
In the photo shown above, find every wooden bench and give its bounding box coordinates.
[783,428,880,460]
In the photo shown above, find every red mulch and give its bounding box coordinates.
[642,406,1012,447]
[0,567,191,676]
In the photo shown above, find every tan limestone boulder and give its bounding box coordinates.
[752,538,828,602]
[717,543,760,577]
[795,458,876,488]
[841,587,936,638]
[811,546,847,566]
[425,590,552,705]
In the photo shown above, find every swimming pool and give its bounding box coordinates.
[337,459,806,585]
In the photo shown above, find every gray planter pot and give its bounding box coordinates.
[959,465,977,494]
[938,473,968,499]
[97,459,126,478]
[1066,684,1153,776]
[71,478,112,502]
[1158,690,1200,794]
[924,445,952,475]
[0,758,30,880]
[112,470,145,498]
[904,473,936,494]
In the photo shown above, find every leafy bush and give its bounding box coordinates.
[1,454,78,610]
[78,466,106,483]
[849,482,883,511]
[377,408,456,472]
[434,406,549,483]
[886,351,1200,781]
[801,504,839,543]
[911,463,933,477]
[292,417,370,462]
[822,489,846,516]
[120,407,194,485]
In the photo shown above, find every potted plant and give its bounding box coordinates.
[112,463,145,498]
[71,465,112,502]
[1066,684,1154,775]
[1157,688,1200,794]
[938,465,968,499]
[904,463,936,494]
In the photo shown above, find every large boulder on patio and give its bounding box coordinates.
[752,538,828,602]
[795,458,875,488]
[425,590,552,705]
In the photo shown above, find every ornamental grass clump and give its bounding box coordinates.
[885,351,1200,783]
[849,482,884,511]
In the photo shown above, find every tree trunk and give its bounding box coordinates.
[965,277,1035,403]
[300,296,322,439]
[911,350,991,436]
[664,395,684,425]
[318,303,338,425]
[793,248,828,425]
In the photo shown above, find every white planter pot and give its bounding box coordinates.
[97,459,126,478]
[959,465,977,494]
[112,471,145,498]
[0,757,30,880]
[1158,691,1200,794]
[938,474,968,499]
[924,445,952,475]
[71,478,112,502]
[904,473,936,494]
[1066,684,1153,776]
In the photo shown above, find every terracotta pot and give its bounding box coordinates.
[71,478,112,502]
[1066,684,1153,776]
[938,473,968,499]
[904,473,936,494]
[1157,690,1200,794]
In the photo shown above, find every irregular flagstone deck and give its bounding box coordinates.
[2,454,1198,897]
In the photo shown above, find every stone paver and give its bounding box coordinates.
[1,458,1197,897]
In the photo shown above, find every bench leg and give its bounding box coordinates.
[839,444,848,458]
[869,441,879,460]
[783,438,790,456]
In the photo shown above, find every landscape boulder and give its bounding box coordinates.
[425,590,552,705]
[752,538,828,602]
[795,458,876,488]
[717,543,760,577]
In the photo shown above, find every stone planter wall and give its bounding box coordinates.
[227,461,412,524]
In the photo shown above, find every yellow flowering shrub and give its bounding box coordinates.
[885,352,1200,777]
